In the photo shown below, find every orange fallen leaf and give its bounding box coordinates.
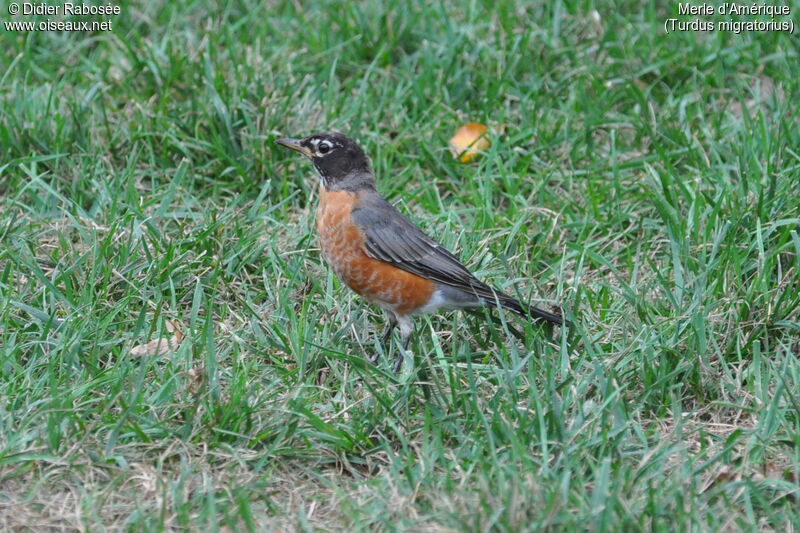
[449,122,497,163]
[130,319,184,357]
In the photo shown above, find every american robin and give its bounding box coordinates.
[277,132,564,371]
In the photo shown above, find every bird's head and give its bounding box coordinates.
[276,132,374,190]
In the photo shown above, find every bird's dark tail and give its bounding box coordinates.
[484,292,565,326]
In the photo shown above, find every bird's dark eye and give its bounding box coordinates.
[318,141,332,154]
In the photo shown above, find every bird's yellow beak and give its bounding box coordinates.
[276,137,313,158]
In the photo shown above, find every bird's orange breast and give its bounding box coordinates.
[316,188,434,314]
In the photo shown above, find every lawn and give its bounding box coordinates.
[1,1,799,531]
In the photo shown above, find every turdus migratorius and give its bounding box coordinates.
[277,132,564,371]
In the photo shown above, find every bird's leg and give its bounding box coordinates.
[392,315,413,373]
[381,314,398,345]
[370,313,397,364]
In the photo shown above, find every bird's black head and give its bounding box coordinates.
[276,132,374,190]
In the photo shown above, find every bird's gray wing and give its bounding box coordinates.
[351,195,496,298]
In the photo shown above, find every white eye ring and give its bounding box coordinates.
[318,140,333,155]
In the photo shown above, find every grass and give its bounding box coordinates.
[1,0,799,530]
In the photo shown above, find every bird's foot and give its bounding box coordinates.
[392,351,405,373]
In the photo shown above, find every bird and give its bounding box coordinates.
[276,132,564,371]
